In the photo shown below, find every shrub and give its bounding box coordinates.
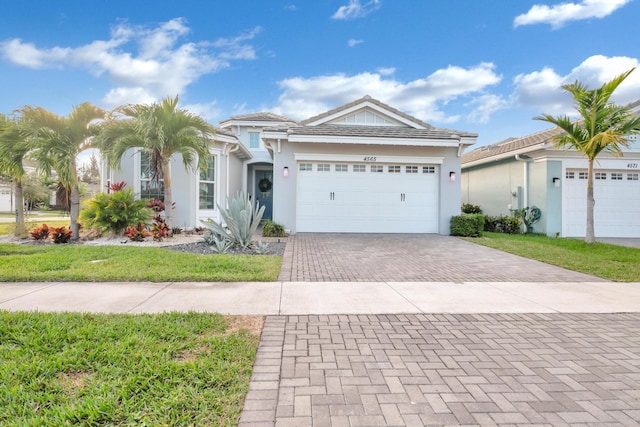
[30,224,50,241]
[204,232,232,254]
[450,214,484,237]
[125,223,150,241]
[203,192,265,249]
[151,215,170,241]
[262,220,286,237]
[461,203,482,214]
[50,226,73,244]
[484,215,522,234]
[171,227,183,235]
[106,181,127,192]
[147,198,165,213]
[80,188,154,235]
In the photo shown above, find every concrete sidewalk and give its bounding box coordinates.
[2,281,640,314]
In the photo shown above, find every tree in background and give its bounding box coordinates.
[80,153,101,184]
[536,68,640,244]
[22,103,106,241]
[97,95,214,228]
[0,113,29,238]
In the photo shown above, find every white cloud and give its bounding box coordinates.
[377,67,395,76]
[466,94,507,123]
[347,39,364,47]
[332,0,381,20]
[514,0,631,29]
[0,18,261,108]
[182,101,222,123]
[272,63,503,124]
[512,55,640,115]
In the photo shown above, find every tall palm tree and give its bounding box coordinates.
[97,95,215,228]
[0,113,29,238]
[22,103,106,241]
[536,68,640,244]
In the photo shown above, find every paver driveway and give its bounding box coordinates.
[240,313,640,426]
[278,234,603,282]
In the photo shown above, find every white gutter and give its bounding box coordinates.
[514,154,531,208]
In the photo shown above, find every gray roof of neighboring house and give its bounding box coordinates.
[215,127,236,137]
[219,112,297,125]
[462,126,564,165]
[300,95,436,129]
[265,124,476,140]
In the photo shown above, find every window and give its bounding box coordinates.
[628,173,639,181]
[423,166,435,174]
[371,165,383,173]
[140,151,164,200]
[199,157,216,210]
[299,163,312,171]
[611,173,623,181]
[565,171,575,179]
[335,164,348,172]
[388,165,401,173]
[595,172,607,180]
[249,132,261,149]
[578,172,588,180]
[353,165,366,172]
[317,164,330,172]
[406,166,418,174]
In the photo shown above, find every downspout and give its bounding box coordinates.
[514,154,531,208]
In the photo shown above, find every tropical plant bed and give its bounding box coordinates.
[0,311,261,426]
[166,241,286,256]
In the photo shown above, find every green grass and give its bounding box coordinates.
[466,232,640,282]
[0,244,281,282]
[0,311,259,426]
[0,220,70,236]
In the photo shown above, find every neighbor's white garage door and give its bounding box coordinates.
[296,162,439,233]
[562,169,640,238]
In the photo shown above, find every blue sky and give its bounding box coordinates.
[1,0,640,148]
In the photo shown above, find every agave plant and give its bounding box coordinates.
[203,192,265,249]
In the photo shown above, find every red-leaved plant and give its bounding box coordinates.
[30,224,50,241]
[125,223,150,242]
[107,181,127,192]
[51,226,73,244]
[151,215,170,241]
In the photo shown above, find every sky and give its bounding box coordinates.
[1,0,640,150]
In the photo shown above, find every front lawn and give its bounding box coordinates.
[0,244,281,282]
[0,311,259,426]
[466,232,640,282]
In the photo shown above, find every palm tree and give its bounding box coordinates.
[536,68,640,244]
[0,113,29,238]
[22,103,106,241]
[97,95,215,228]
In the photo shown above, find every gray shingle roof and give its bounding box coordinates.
[462,126,564,165]
[300,95,436,129]
[270,124,475,140]
[220,112,297,124]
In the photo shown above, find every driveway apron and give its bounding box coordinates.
[278,233,604,282]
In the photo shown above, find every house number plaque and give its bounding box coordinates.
[363,156,377,162]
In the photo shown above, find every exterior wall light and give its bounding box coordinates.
[552,177,560,187]
[283,166,289,177]
[449,171,456,182]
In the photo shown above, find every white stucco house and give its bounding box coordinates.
[106,96,478,234]
[461,100,640,238]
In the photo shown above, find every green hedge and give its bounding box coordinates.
[484,215,522,234]
[450,214,484,237]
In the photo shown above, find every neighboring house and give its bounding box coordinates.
[0,179,13,212]
[461,101,640,238]
[106,96,478,234]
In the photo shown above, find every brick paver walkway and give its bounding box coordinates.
[240,313,640,426]
[278,234,603,282]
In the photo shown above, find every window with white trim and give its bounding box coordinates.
[388,165,401,173]
[565,171,575,179]
[249,132,261,149]
[335,164,348,172]
[317,164,330,172]
[628,173,639,181]
[611,173,623,180]
[578,172,588,180]
[353,165,366,172]
[299,163,312,171]
[423,166,435,174]
[199,157,216,210]
[140,151,164,200]
[371,165,383,173]
[406,166,418,174]
[595,172,607,180]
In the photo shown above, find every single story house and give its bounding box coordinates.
[106,96,478,234]
[461,100,640,238]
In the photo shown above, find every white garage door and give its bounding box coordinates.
[296,162,439,233]
[562,169,640,238]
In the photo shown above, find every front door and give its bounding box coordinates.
[255,169,273,220]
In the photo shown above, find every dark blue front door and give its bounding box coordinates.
[255,170,273,220]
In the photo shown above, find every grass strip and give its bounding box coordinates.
[466,232,640,282]
[0,311,259,426]
[0,243,281,282]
